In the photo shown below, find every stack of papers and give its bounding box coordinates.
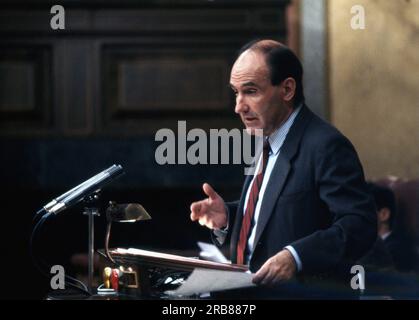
[166,242,254,297]
[166,268,255,297]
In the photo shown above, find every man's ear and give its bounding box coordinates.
[378,207,391,223]
[281,77,297,102]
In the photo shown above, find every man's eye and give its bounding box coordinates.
[244,89,257,95]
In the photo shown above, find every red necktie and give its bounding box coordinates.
[236,139,271,265]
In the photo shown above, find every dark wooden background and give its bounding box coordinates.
[0,0,289,298]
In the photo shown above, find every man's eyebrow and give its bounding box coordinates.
[229,82,260,90]
[242,81,259,87]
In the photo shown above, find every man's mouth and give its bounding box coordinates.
[244,117,258,123]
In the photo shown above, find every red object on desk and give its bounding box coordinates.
[111,269,119,291]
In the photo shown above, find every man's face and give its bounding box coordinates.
[230,50,293,136]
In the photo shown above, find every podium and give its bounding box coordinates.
[102,248,248,298]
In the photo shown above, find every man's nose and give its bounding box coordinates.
[235,95,247,114]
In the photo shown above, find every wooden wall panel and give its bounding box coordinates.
[103,45,231,116]
[0,45,52,130]
[0,1,288,138]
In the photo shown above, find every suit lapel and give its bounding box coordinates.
[252,155,291,249]
[252,105,314,252]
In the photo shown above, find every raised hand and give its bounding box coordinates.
[190,183,227,230]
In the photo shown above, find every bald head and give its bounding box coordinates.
[234,39,305,106]
[238,39,286,55]
[231,50,268,83]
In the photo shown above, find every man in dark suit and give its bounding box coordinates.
[190,40,376,295]
[362,182,419,273]
[357,183,419,297]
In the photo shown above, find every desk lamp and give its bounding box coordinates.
[104,201,152,264]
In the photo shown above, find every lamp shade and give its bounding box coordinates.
[106,202,151,223]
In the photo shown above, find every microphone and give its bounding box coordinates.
[106,202,151,222]
[44,164,124,216]
[36,167,113,216]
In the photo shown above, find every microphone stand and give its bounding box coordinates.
[82,191,101,295]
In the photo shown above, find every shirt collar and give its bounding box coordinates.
[268,103,302,155]
[380,231,392,241]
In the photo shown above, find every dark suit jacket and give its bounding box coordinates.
[214,105,377,280]
[384,233,419,273]
[358,237,395,272]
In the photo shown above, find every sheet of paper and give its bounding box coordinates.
[197,241,230,264]
[166,268,255,297]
